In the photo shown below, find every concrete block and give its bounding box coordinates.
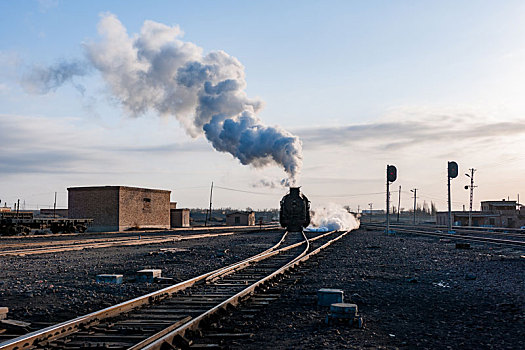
[317,288,344,306]
[0,307,8,320]
[325,303,363,328]
[96,274,123,284]
[330,303,358,318]
[136,269,162,282]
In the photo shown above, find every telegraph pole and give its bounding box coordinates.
[410,189,417,225]
[205,182,213,226]
[53,192,57,219]
[464,168,476,226]
[397,185,401,222]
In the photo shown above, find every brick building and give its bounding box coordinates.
[226,211,255,226]
[68,186,171,232]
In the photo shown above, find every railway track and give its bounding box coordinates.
[363,223,525,248]
[0,228,277,256]
[0,229,349,349]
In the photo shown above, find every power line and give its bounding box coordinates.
[214,186,280,196]
[309,191,387,198]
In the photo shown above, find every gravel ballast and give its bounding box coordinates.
[222,228,524,349]
[0,230,283,325]
[1,228,523,349]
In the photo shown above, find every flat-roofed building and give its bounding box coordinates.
[437,199,523,228]
[226,211,255,226]
[68,186,171,232]
[171,208,190,227]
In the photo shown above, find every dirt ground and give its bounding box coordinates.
[225,228,524,349]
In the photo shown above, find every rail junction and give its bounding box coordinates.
[0,229,349,349]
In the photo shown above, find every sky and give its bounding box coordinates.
[2,0,525,211]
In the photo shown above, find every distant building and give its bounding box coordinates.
[481,200,517,213]
[39,209,69,218]
[68,186,171,232]
[0,211,33,220]
[226,211,255,226]
[436,199,523,228]
[361,210,385,215]
[436,211,501,227]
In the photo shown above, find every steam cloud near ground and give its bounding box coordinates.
[22,13,303,185]
[307,203,360,232]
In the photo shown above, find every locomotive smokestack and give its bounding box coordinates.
[289,187,300,196]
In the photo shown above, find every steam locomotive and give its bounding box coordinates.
[279,187,310,232]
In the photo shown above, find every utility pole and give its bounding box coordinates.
[464,168,476,226]
[16,199,20,219]
[53,192,57,219]
[397,185,401,222]
[368,203,373,223]
[205,182,214,227]
[410,189,417,225]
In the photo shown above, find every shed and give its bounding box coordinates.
[171,208,190,228]
[226,211,255,226]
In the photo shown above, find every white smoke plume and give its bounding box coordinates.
[22,13,303,183]
[21,60,89,94]
[251,177,289,189]
[307,203,360,232]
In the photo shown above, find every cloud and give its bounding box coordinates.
[0,151,86,174]
[0,114,216,177]
[107,141,210,154]
[296,109,525,152]
[0,114,93,174]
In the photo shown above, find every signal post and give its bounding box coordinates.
[386,164,397,234]
[447,161,458,233]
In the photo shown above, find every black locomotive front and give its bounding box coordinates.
[279,187,310,232]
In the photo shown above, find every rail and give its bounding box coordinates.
[363,223,525,248]
[0,229,347,349]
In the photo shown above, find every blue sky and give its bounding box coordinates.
[2,0,525,211]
